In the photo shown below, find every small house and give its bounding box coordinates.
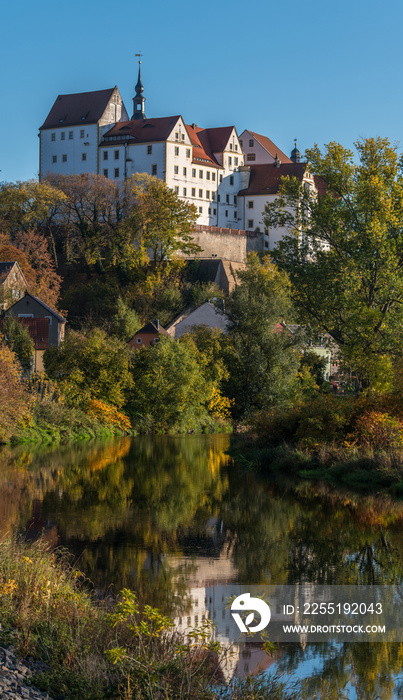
[0,262,28,310]
[128,319,168,348]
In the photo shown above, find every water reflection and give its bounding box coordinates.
[1,435,403,694]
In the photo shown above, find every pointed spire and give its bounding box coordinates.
[132,54,146,120]
[135,61,144,96]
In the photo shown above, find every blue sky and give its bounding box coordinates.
[2,0,402,183]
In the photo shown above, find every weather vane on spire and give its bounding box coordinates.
[135,52,143,65]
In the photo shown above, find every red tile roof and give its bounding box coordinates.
[101,116,182,144]
[244,131,292,164]
[185,124,221,167]
[40,88,117,129]
[238,162,307,196]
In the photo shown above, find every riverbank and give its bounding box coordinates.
[0,538,307,700]
[231,439,403,496]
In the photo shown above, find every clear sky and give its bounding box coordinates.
[2,0,402,183]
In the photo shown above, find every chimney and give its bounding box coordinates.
[153,319,159,330]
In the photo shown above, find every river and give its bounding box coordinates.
[1,434,403,698]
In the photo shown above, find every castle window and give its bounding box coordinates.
[240,139,243,147]
[183,187,187,196]
[114,150,119,160]
[147,145,152,154]
[225,210,228,217]
[52,155,57,163]
[80,130,85,138]
[103,151,108,160]
[247,153,255,161]
[199,206,202,213]
[61,132,65,141]
[234,195,237,205]
[174,147,179,156]
[249,139,254,147]
[217,194,221,202]
[235,144,238,151]
[114,168,119,178]
[181,134,185,141]
[208,208,211,214]
[174,166,179,174]
[51,133,56,142]
[62,154,67,162]
[234,210,237,218]
[192,168,196,177]
[226,194,230,204]
[219,174,223,183]
[206,171,210,180]
[228,157,232,166]
[199,170,203,178]
[248,219,254,228]
[68,131,73,140]
[230,143,233,150]
[183,167,187,176]
[191,188,196,197]
[103,169,108,177]
[152,164,157,175]
[175,132,179,140]
[186,149,191,158]
[212,172,216,181]
[199,189,203,198]
[248,201,254,208]
[206,190,210,199]
[81,153,87,161]
[213,208,217,215]
[211,192,215,200]
[230,176,234,185]
[235,157,238,165]
[175,186,179,193]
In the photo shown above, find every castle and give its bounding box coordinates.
[39,62,314,262]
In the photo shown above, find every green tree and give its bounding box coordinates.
[3,316,34,374]
[265,137,403,387]
[128,336,212,432]
[44,328,133,409]
[124,174,201,265]
[0,335,32,442]
[226,253,299,418]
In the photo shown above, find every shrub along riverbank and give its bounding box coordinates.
[236,393,403,496]
[0,537,320,700]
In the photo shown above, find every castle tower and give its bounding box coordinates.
[132,59,146,120]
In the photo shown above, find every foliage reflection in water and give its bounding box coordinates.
[1,435,403,696]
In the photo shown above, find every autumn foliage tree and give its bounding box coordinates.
[0,336,32,443]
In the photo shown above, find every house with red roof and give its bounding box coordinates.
[128,319,168,348]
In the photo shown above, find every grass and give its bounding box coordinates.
[0,537,366,700]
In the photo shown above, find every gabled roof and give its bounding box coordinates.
[242,130,292,164]
[185,125,221,167]
[204,126,234,154]
[40,88,117,129]
[238,162,308,196]
[6,293,66,322]
[101,116,182,144]
[134,321,168,335]
[0,261,29,287]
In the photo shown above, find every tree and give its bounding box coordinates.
[0,336,32,442]
[44,328,133,409]
[128,336,213,432]
[225,253,300,418]
[2,316,34,374]
[124,174,201,265]
[265,137,403,386]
